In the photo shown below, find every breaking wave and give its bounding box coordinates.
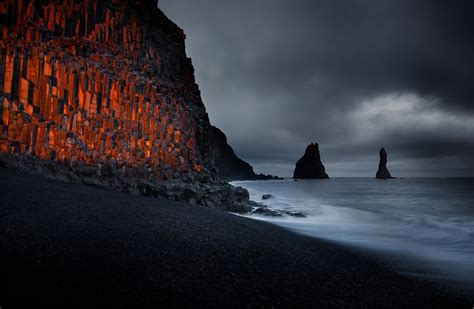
[232,178,474,291]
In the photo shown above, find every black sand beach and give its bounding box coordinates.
[0,168,471,307]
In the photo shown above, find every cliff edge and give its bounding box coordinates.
[0,0,251,211]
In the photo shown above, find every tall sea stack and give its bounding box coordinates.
[376,147,393,179]
[293,143,329,179]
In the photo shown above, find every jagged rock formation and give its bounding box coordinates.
[293,143,329,179]
[209,126,280,181]
[376,147,393,179]
[0,0,251,211]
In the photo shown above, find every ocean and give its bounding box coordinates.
[232,178,474,292]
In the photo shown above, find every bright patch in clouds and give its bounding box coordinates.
[349,93,474,143]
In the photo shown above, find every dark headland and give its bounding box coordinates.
[209,126,281,181]
[0,0,276,213]
[1,168,471,307]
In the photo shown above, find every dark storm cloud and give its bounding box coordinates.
[160,0,474,176]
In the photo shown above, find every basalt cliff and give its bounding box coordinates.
[0,0,251,212]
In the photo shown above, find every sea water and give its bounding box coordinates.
[232,178,474,292]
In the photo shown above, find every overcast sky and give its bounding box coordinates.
[159,0,474,177]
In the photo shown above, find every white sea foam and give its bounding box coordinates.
[232,178,474,291]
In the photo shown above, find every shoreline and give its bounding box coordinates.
[1,168,472,307]
[240,212,474,295]
[236,178,474,296]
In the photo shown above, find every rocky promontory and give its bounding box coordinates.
[376,147,393,179]
[0,0,253,212]
[209,126,281,181]
[293,143,329,179]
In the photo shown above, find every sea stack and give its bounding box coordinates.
[293,143,329,179]
[376,147,393,179]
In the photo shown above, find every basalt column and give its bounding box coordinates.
[0,0,216,182]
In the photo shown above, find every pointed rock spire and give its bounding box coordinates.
[376,147,393,179]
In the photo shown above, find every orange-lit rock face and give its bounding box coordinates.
[0,0,212,181]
